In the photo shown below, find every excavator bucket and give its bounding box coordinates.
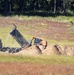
[10,27,29,48]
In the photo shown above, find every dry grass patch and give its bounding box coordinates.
[0,62,74,75]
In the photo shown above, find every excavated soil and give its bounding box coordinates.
[14,45,74,56]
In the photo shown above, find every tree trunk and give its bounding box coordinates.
[9,0,11,13]
[19,0,24,12]
[62,0,66,14]
[53,0,56,14]
[4,0,8,15]
[4,0,11,15]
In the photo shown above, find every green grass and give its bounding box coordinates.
[10,15,74,23]
[0,54,74,65]
[48,39,74,46]
[0,26,74,47]
[48,16,74,23]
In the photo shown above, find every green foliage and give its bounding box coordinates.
[47,0,51,3]
[0,0,74,15]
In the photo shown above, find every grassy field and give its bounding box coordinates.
[0,54,74,65]
[0,16,74,75]
[0,54,74,75]
[12,15,74,23]
[0,15,74,46]
[0,26,74,47]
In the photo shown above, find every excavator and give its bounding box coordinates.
[0,25,47,53]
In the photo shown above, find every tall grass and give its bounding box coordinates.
[0,62,74,75]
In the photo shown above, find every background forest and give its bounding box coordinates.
[0,0,74,16]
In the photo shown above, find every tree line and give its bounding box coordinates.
[0,0,74,16]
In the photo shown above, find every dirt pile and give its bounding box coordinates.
[15,45,62,55]
[42,45,61,55]
[63,45,74,56]
[15,45,74,56]
[15,45,42,55]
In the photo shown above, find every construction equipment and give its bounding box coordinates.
[0,25,47,54]
[0,25,30,53]
[10,24,29,48]
[31,36,47,50]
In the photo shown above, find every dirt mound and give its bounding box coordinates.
[15,45,63,55]
[15,44,62,55]
[14,45,74,56]
[15,45,42,55]
[42,45,61,55]
[64,45,74,56]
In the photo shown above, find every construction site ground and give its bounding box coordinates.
[0,16,74,55]
[0,16,74,75]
